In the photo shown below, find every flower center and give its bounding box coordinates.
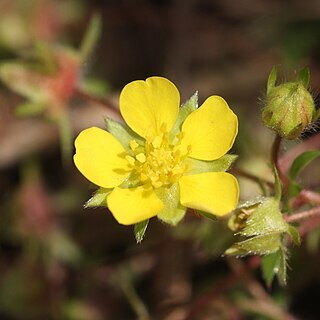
[126,129,190,188]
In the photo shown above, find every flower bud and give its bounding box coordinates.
[262,67,316,139]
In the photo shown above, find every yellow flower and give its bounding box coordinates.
[74,77,239,225]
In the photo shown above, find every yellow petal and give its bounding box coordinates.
[120,77,180,138]
[179,172,239,216]
[74,127,130,188]
[180,96,238,160]
[107,186,164,225]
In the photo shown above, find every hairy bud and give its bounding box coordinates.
[262,67,316,139]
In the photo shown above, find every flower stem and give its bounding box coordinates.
[231,167,273,188]
[284,206,320,223]
[271,134,289,186]
[74,87,119,113]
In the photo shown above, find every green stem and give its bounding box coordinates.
[120,277,150,320]
[56,112,72,167]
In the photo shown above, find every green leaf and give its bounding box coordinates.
[84,188,111,208]
[170,92,198,139]
[78,77,110,97]
[289,150,320,181]
[80,14,102,61]
[48,230,82,265]
[185,154,238,175]
[225,233,282,256]
[15,102,46,117]
[277,245,287,286]
[262,250,281,287]
[287,225,301,246]
[288,182,302,197]
[105,117,143,153]
[296,66,310,88]
[155,183,186,226]
[134,219,149,243]
[241,198,288,237]
[267,66,277,96]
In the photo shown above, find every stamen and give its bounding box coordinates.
[152,136,162,148]
[136,153,146,163]
[125,155,135,166]
[128,129,189,189]
[130,139,139,151]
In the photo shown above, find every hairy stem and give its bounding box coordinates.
[284,206,320,223]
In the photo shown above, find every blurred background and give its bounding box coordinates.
[1,0,320,319]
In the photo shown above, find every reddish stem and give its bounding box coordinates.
[74,88,119,113]
[284,206,320,223]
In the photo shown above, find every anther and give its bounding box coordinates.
[136,153,146,163]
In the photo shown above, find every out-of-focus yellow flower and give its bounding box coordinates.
[74,77,239,225]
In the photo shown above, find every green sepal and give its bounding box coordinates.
[15,102,47,117]
[34,41,58,74]
[262,250,281,287]
[79,14,102,61]
[185,154,238,175]
[228,199,262,232]
[105,117,143,153]
[170,91,198,140]
[225,233,281,256]
[196,210,217,221]
[240,198,288,237]
[296,66,310,88]
[267,66,277,96]
[155,183,186,226]
[0,62,50,102]
[84,188,111,208]
[287,225,301,246]
[289,150,320,181]
[134,219,149,243]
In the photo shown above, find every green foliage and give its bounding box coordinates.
[289,150,320,180]
[288,150,320,196]
[0,61,50,103]
[85,188,111,208]
[287,225,301,246]
[225,198,289,255]
[185,154,238,175]
[262,250,281,287]
[240,198,288,237]
[155,183,186,226]
[15,102,46,117]
[170,91,198,139]
[225,233,282,256]
[105,117,143,154]
[296,66,310,88]
[79,14,102,61]
[134,219,149,243]
[267,66,277,96]
[263,67,316,139]
[262,246,288,287]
